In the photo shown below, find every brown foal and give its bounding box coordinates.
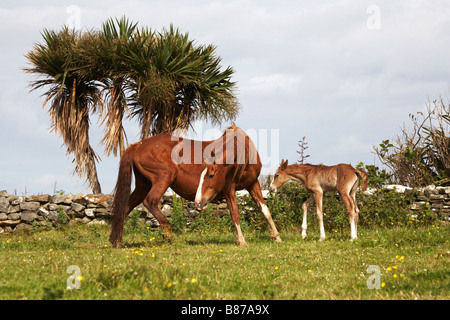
[269,160,368,241]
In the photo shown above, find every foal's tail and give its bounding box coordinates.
[355,169,369,191]
[109,143,139,248]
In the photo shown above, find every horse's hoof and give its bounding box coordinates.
[272,235,282,242]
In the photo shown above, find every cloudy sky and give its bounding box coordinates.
[1,0,449,195]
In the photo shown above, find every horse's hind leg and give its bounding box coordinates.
[313,190,326,241]
[301,195,314,240]
[247,181,281,242]
[142,179,173,243]
[110,172,150,248]
[340,188,358,241]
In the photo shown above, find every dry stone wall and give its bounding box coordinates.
[0,190,228,234]
[0,185,449,234]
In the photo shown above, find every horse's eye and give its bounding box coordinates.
[208,174,215,179]
[274,174,279,178]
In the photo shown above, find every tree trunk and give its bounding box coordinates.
[87,155,102,194]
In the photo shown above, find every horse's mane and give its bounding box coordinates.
[206,123,258,183]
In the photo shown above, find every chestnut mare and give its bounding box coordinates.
[269,160,368,241]
[109,124,281,248]
[194,126,281,246]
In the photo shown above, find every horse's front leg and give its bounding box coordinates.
[225,190,247,246]
[247,181,281,242]
[301,194,314,239]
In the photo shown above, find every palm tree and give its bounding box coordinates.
[82,17,138,157]
[25,27,103,193]
[25,17,240,192]
[126,24,239,138]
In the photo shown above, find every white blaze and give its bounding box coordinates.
[195,168,207,205]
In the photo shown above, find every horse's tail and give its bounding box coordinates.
[355,168,369,191]
[109,143,139,248]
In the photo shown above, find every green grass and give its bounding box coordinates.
[0,222,448,300]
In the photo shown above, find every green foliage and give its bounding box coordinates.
[169,195,188,234]
[356,161,391,188]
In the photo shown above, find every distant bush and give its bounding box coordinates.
[373,98,449,187]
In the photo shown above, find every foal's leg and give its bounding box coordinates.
[340,191,357,241]
[313,190,326,241]
[350,179,360,223]
[247,181,281,242]
[301,194,314,239]
[225,190,247,246]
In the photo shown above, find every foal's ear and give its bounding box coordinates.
[280,159,288,170]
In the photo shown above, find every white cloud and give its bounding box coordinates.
[244,74,301,96]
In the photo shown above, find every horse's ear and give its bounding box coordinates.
[204,157,215,166]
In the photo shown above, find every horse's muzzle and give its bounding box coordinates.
[195,199,207,210]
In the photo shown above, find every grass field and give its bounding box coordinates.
[0,222,448,300]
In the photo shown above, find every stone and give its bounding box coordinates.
[77,217,92,224]
[96,201,109,209]
[26,194,51,203]
[0,219,20,227]
[0,190,9,197]
[85,208,95,218]
[21,211,38,223]
[19,201,40,211]
[71,202,85,212]
[161,204,172,217]
[72,193,84,204]
[7,213,20,220]
[9,205,20,213]
[83,194,111,204]
[14,223,33,232]
[47,203,59,211]
[51,194,73,205]
[0,213,7,220]
[37,207,49,217]
[7,195,19,203]
[430,194,445,201]
[89,219,107,225]
[0,197,10,213]
[162,193,173,203]
[67,209,83,219]
[10,196,24,205]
